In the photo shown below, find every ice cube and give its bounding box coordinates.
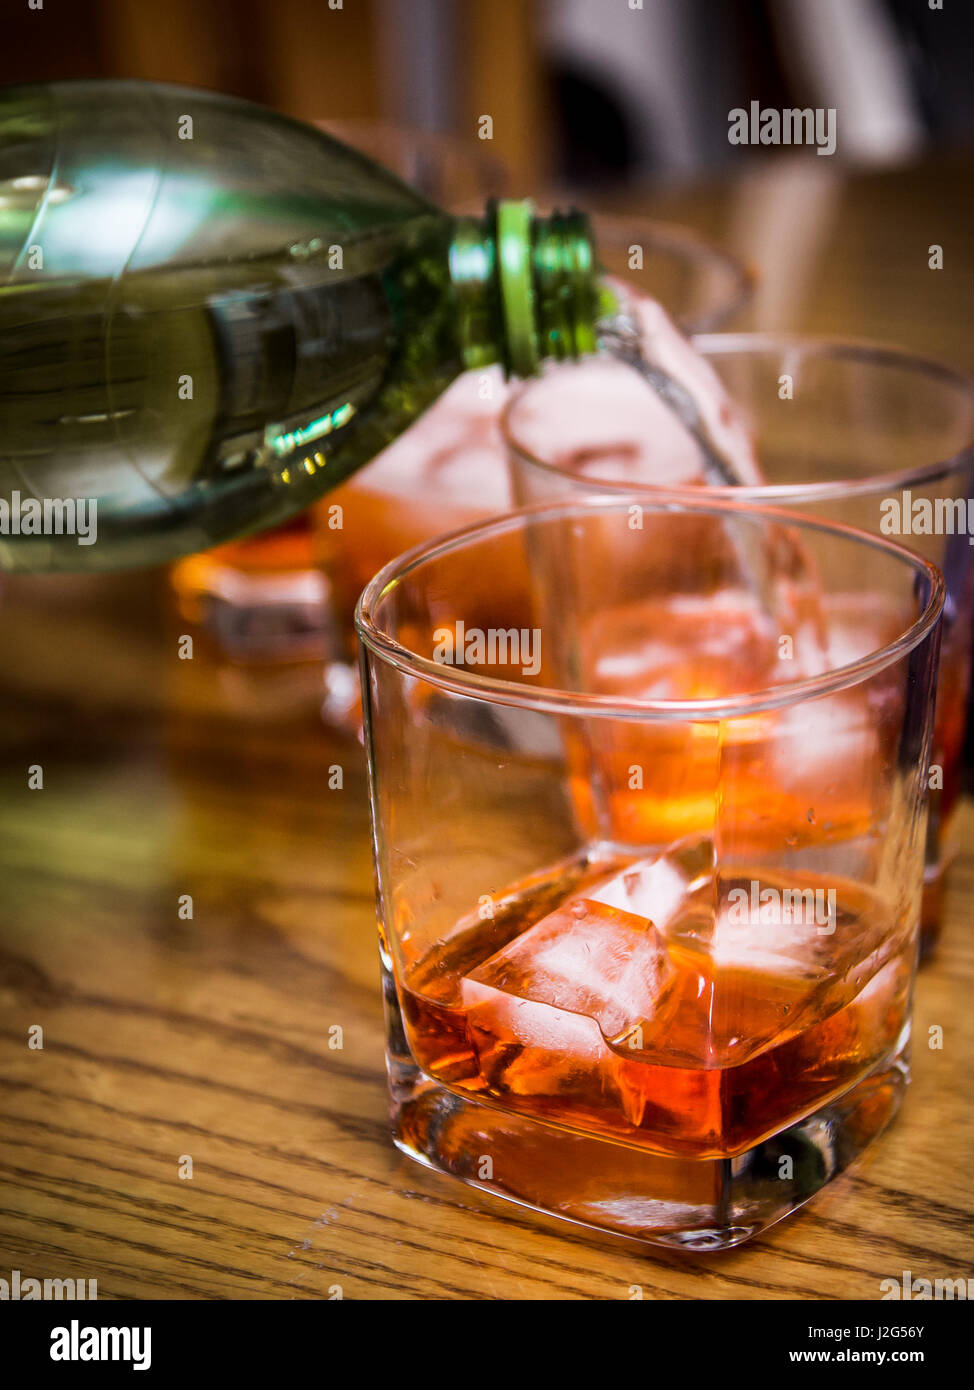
[699,873,899,1066]
[713,881,837,975]
[355,367,511,511]
[463,896,675,1045]
[628,292,764,486]
[506,357,713,490]
[768,695,883,810]
[582,590,782,701]
[587,837,713,931]
[460,978,606,1069]
[505,295,764,490]
[822,591,907,671]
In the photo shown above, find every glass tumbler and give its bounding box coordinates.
[505,336,974,955]
[357,496,942,1251]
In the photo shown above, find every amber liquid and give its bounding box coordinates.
[397,852,913,1162]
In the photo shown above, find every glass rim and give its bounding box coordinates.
[502,332,974,503]
[355,493,944,722]
[564,212,756,333]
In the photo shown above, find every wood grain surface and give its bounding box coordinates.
[1,157,972,1300]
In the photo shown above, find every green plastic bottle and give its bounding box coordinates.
[0,80,611,571]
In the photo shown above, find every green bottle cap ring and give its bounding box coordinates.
[496,199,539,377]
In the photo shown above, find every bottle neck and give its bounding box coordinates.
[449,200,616,377]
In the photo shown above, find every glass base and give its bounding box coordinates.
[387,1014,910,1252]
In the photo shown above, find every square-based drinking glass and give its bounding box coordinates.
[356,496,942,1250]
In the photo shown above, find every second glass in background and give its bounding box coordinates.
[504,335,974,955]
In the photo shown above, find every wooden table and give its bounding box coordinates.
[1,156,972,1300]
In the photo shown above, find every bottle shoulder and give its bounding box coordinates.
[0,80,442,284]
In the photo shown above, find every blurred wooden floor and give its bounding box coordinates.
[1,154,973,1299]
